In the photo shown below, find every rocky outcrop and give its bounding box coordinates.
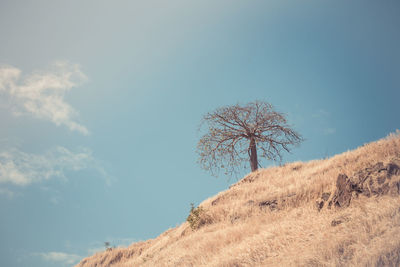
[317,161,400,211]
[255,193,297,212]
[259,199,278,211]
[331,215,351,227]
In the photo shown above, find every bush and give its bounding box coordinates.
[186,203,206,230]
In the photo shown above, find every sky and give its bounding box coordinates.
[0,1,399,266]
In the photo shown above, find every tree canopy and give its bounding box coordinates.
[197,101,303,177]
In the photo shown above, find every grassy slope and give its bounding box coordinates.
[76,133,400,266]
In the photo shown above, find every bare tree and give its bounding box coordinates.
[197,101,302,176]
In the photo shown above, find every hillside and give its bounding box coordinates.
[76,133,400,266]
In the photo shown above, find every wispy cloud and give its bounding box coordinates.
[323,127,336,135]
[0,187,16,198]
[0,146,110,186]
[35,251,81,266]
[312,109,330,118]
[0,62,89,135]
[311,109,337,136]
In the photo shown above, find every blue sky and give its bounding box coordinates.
[0,1,399,266]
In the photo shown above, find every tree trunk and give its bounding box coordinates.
[249,137,258,172]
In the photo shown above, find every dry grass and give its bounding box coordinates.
[76,132,400,267]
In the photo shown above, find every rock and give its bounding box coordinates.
[259,199,278,211]
[211,197,221,206]
[316,200,324,211]
[332,174,353,208]
[377,176,386,184]
[230,215,240,224]
[316,192,331,211]
[321,192,331,201]
[331,215,350,227]
[318,162,400,210]
[371,162,385,173]
[387,163,400,177]
[331,219,343,227]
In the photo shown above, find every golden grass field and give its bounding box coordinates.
[76,132,400,266]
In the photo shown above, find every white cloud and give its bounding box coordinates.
[0,65,20,91]
[36,252,81,265]
[0,146,110,186]
[0,62,89,135]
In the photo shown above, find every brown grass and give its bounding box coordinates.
[75,132,400,267]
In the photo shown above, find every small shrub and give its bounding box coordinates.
[186,203,206,230]
[104,241,112,251]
